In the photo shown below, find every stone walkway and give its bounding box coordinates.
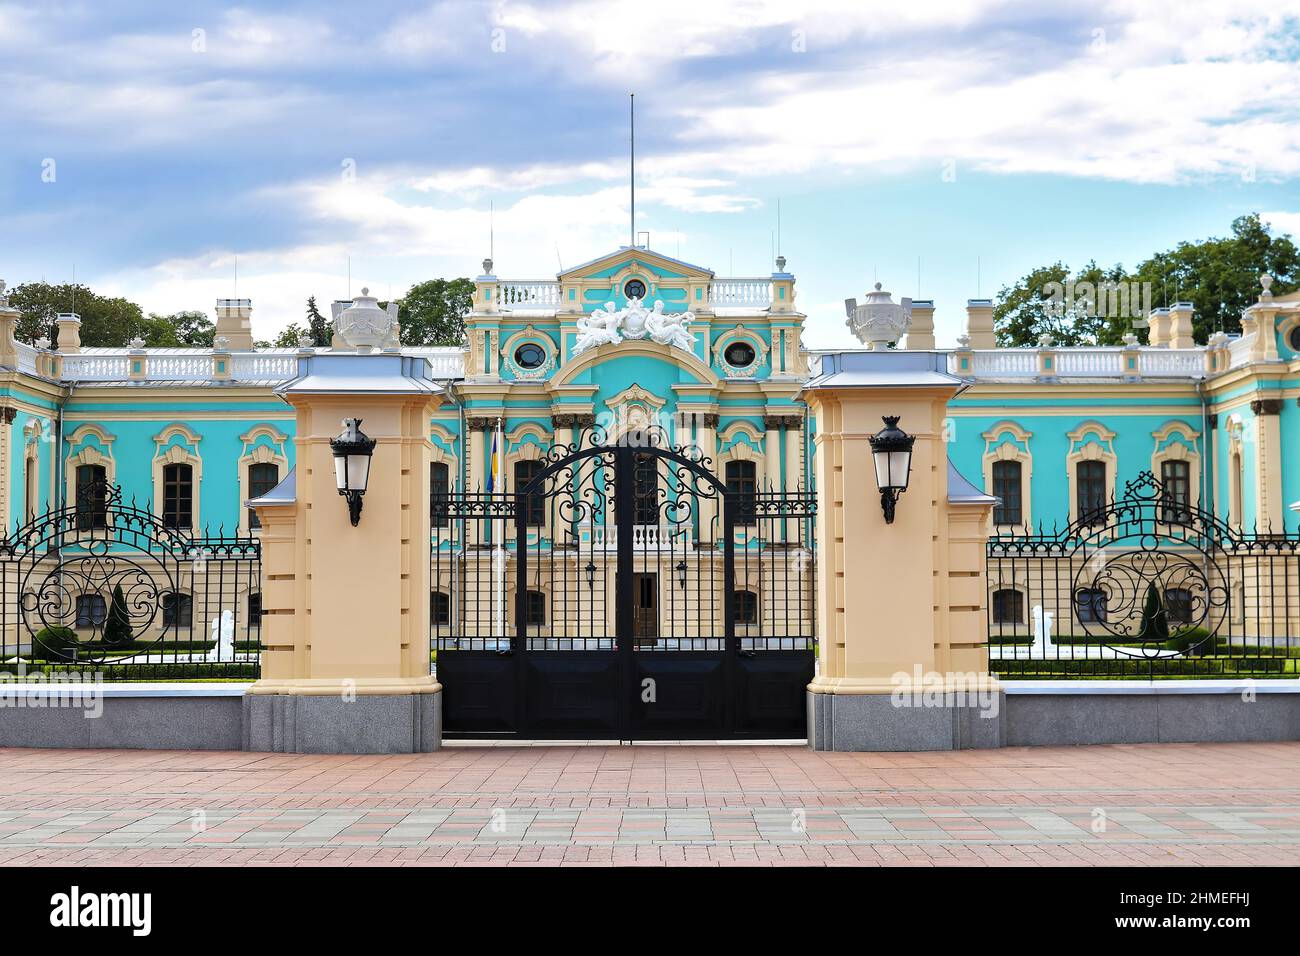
[0,741,1297,865]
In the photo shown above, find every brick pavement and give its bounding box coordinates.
[0,741,1297,865]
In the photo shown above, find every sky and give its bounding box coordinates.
[2,1,1300,348]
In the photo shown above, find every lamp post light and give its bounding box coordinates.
[868,415,914,524]
[330,418,376,526]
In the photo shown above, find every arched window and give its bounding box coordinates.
[430,462,450,529]
[733,589,759,625]
[991,589,1024,625]
[75,464,107,530]
[247,462,279,530]
[725,460,757,526]
[162,592,193,629]
[514,460,544,527]
[75,594,106,627]
[162,462,194,529]
[524,590,547,626]
[1076,460,1107,526]
[23,454,37,523]
[430,591,451,626]
[991,460,1022,526]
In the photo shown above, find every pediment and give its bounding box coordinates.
[558,247,714,283]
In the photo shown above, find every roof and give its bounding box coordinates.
[246,467,296,508]
[276,352,444,397]
[557,245,715,280]
[948,458,997,505]
[802,350,964,391]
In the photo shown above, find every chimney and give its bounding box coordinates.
[965,299,995,349]
[903,299,935,350]
[1168,301,1195,349]
[1148,307,1171,347]
[215,298,254,351]
[55,313,82,353]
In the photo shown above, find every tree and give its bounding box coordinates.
[8,282,144,347]
[305,296,331,346]
[398,278,474,346]
[273,322,309,349]
[103,584,134,648]
[1137,582,1169,645]
[1130,214,1299,340]
[995,214,1299,347]
[994,261,1132,347]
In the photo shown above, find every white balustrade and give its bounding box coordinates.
[229,352,299,379]
[59,353,131,380]
[14,342,39,376]
[498,281,561,309]
[1141,349,1205,376]
[708,279,772,308]
[1054,349,1125,376]
[146,354,212,380]
[1227,333,1255,369]
[589,523,693,549]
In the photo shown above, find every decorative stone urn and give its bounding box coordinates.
[336,288,400,351]
[845,283,913,350]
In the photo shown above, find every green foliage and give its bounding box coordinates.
[305,295,331,346]
[1164,626,1212,654]
[398,278,474,347]
[31,626,77,660]
[7,282,217,348]
[994,214,1299,346]
[103,584,134,647]
[273,322,309,349]
[1137,583,1169,644]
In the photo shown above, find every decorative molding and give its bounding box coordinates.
[763,414,802,430]
[980,421,1033,528]
[1250,398,1283,415]
[713,325,769,378]
[551,413,596,429]
[499,325,558,380]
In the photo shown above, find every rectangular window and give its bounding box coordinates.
[725,460,757,526]
[1076,460,1107,525]
[514,460,544,527]
[992,589,1024,625]
[525,590,546,627]
[75,594,106,627]
[75,464,108,530]
[1165,588,1193,624]
[430,462,450,529]
[247,462,279,530]
[991,460,1023,526]
[162,592,192,629]
[1076,587,1107,623]
[633,454,658,526]
[162,463,194,529]
[1160,459,1191,524]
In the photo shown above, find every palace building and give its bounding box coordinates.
[0,246,1296,712]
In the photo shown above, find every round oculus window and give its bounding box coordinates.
[623,278,647,300]
[514,342,547,369]
[1290,325,1300,353]
[724,341,757,368]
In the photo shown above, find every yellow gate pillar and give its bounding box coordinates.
[802,352,1002,751]
[244,351,443,753]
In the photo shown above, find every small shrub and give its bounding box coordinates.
[31,626,78,660]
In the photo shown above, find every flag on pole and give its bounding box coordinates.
[487,418,502,493]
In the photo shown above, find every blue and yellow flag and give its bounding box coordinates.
[487,421,501,492]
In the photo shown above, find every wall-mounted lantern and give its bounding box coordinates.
[330,418,376,526]
[584,560,597,589]
[675,560,687,589]
[868,415,914,524]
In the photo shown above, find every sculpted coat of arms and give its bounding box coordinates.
[573,298,696,356]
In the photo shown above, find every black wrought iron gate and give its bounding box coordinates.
[432,434,816,740]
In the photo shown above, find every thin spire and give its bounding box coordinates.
[629,92,636,248]
[776,198,782,256]
[490,200,494,262]
[233,255,237,299]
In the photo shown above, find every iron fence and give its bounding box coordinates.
[0,482,262,681]
[986,471,1299,678]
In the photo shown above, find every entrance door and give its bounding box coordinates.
[631,573,657,647]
